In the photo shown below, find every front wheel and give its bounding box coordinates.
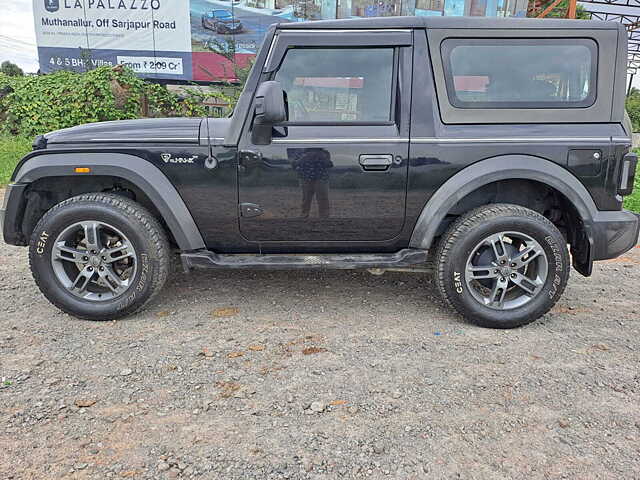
[434,204,570,329]
[29,193,170,321]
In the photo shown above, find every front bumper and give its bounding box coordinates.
[1,183,28,246]
[218,23,242,33]
[590,209,640,261]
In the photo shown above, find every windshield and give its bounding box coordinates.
[213,10,232,18]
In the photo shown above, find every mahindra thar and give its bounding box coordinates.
[2,17,639,328]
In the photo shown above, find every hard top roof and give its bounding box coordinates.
[275,15,622,31]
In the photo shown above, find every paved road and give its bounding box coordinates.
[190,0,294,53]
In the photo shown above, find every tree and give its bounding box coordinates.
[573,4,591,20]
[0,61,24,77]
[626,88,640,132]
[527,0,591,19]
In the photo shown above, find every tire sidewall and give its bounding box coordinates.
[441,216,569,327]
[29,201,160,319]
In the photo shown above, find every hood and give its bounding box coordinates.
[43,118,203,146]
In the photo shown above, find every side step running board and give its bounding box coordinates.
[181,248,428,271]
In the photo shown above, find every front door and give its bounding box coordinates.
[237,32,412,243]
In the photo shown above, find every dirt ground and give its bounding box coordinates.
[1,188,639,479]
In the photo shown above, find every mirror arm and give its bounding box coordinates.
[251,109,273,146]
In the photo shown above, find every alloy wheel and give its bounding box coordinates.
[464,231,549,310]
[50,221,137,301]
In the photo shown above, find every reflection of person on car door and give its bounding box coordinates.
[292,148,333,218]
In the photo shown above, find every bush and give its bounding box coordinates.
[0,135,31,186]
[624,174,639,213]
[0,66,206,138]
[626,90,640,133]
[624,149,640,213]
[0,61,24,77]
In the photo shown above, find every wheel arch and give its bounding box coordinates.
[409,155,597,268]
[13,152,205,251]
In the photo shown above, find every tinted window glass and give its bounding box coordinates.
[274,48,394,123]
[441,39,597,109]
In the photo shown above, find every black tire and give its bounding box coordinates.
[29,193,170,321]
[434,203,570,329]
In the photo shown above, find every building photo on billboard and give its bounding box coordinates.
[33,0,528,82]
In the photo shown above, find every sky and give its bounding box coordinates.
[1,0,39,72]
[2,0,640,88]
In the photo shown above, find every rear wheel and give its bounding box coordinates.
[29,193,170,321]
[434,203,570,328]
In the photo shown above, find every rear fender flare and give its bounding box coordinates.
[14,152,205,251]
[409,155,597,250]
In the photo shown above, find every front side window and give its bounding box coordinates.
[274,47,395,123]
[441,38,597,109]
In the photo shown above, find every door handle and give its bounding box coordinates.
[359,154,393,171]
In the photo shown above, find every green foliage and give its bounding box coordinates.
[529,0,590,19]
[0,66,206,137]
[574,4,591,20]
[626,88,640,132]
[208,36,255,109]
[0,61,24,77]
[0,135,31,186]
[210,37,237,62]
[624,148,640,213]
[624,174,640,213]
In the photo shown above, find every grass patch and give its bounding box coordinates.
[625,148,640,214]
[624,173,640,213]
[0,135,31,187]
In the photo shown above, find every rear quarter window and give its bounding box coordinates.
[440,38,598,109]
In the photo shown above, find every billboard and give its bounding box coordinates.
[35,0,195,79]
[33,0,528,82]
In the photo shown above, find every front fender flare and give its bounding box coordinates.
[14,152,206,251]
[409,155,597,250]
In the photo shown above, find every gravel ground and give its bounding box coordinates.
[1,190,639,479]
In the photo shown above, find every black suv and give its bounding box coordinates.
[2,17,639,328]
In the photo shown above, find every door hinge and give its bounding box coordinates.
[239,203,264,218]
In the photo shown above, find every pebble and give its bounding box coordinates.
[309,401,326,413]
[166,468,180,479]
[302,457,313,472]
[1,231,638,479]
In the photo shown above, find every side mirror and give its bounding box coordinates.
[251,81,286,145]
